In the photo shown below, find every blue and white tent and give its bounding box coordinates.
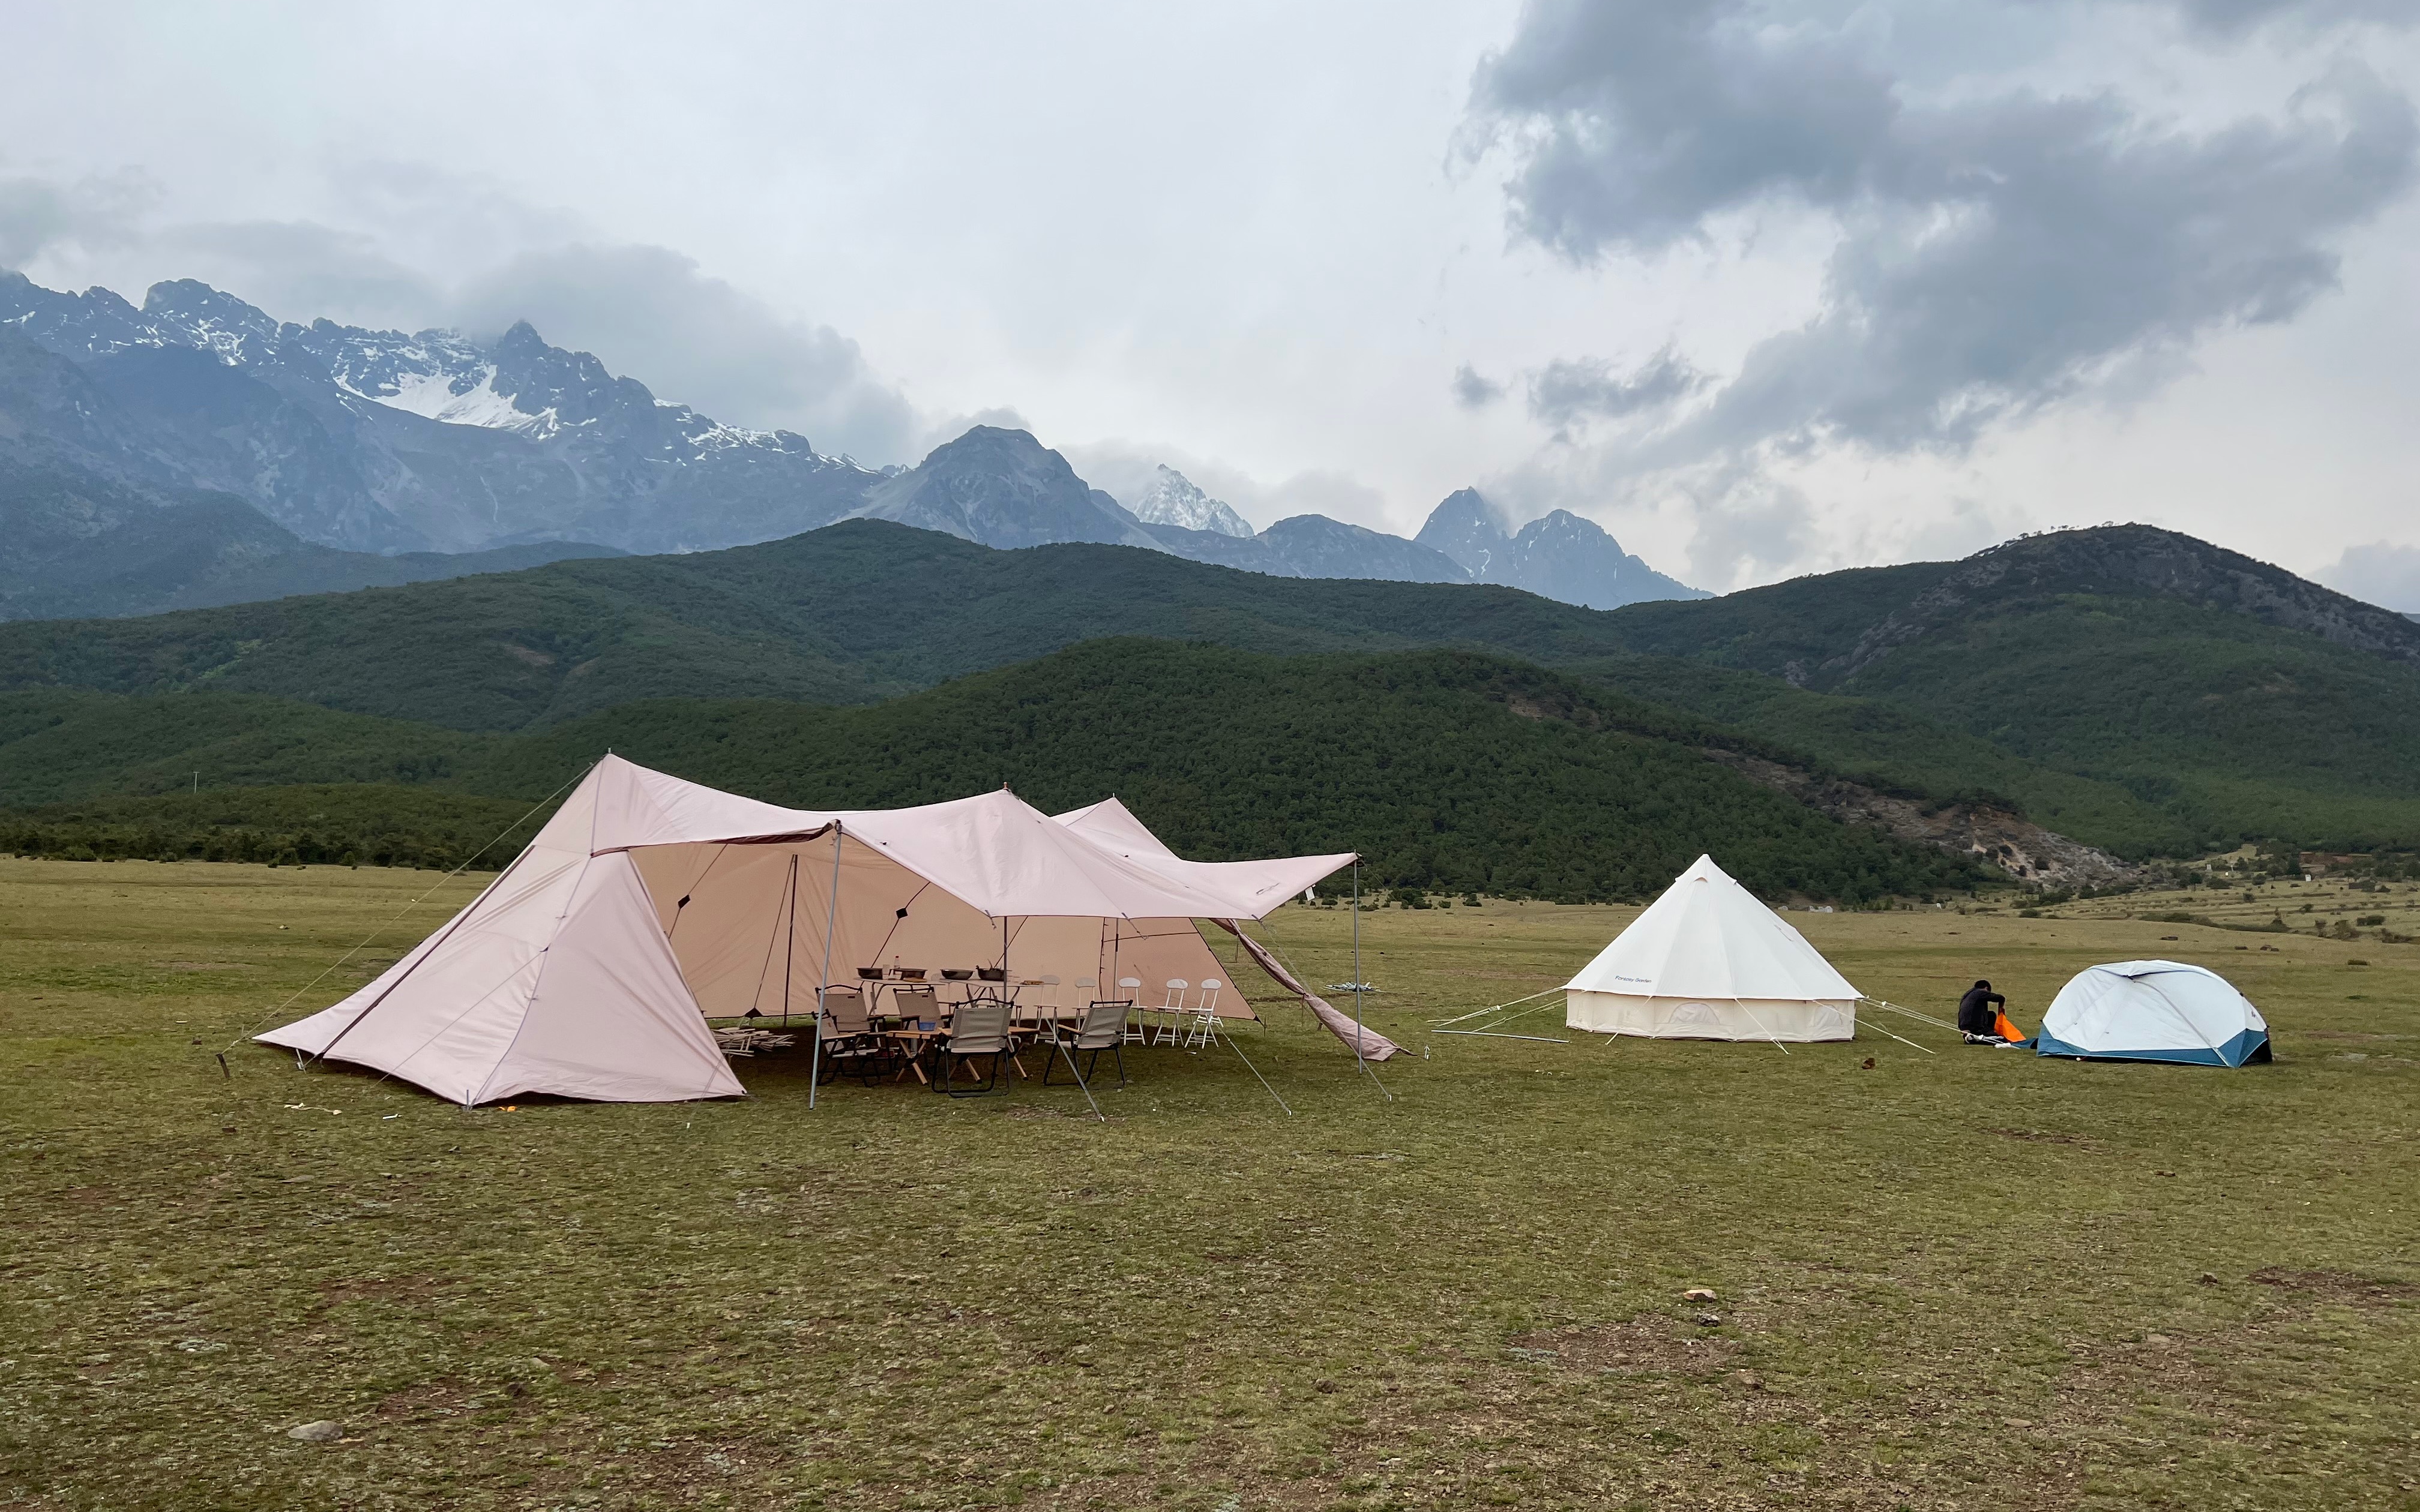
[2036,960,2271,1067]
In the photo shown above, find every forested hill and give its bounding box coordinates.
[4,518,2418,857]
[0,520,1634,730]
[1,644,1976,904]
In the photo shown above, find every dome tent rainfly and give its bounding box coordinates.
[257,756,1366,1106]
[2036,960,2272,1067]
[1564,855,1859,1042]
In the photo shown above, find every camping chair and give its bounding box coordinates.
[1118,978,1145,1043]
[935,997,1013,1097]
[1182,978,1224,1048]
[1151,980,1190,1045]
[814,987,888,1085]
[1044,997,1132,1088]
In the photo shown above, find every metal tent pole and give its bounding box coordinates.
[778,854,800,1032]
[1352,859,1364,1072]
[808,827,843,1110]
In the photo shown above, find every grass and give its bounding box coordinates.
[3,857,2416,1509]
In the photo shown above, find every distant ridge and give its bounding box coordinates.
[2,272,1708,618]
[1416,487,1706,608]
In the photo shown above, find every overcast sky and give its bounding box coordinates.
[5,1,2418,599]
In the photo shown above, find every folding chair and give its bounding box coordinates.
[1118,978,1145,1043]
[1182,978,1224,1048]
[1151,980,1190,1045]
[1044,997,1133,1089]
[815,986,888,1084]
[935,997,1013,1097]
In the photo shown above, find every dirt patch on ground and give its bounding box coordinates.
[2248,1266,2417,1304]
[1508,1315,1738,1375]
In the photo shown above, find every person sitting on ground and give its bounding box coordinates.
[1957,979,2008,1045]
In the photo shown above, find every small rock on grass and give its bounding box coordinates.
[1682,1287,1718,1302]
[1693,1313,1723,1328]
[286,1421,343,1442]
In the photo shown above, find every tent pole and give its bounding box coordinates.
[808,826,842,1111]
[1352,860,1364,1073]
[780,854,800,1033]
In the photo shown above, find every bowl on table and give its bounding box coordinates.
[941,968,973,981]
[977,967,1007,982]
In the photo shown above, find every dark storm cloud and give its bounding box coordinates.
[1451,362,1506,408]
[1470,0,2420,457]
[2173,0,2420,36]
[1527,346,1705,432]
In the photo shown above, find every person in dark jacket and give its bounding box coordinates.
[1958,980,2007,1042]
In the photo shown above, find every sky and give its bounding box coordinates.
[4,0,2418,601]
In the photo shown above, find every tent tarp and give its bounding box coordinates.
[2036,960,2271,1067]
[260,757,1359,1102]
[1563,854,1859,1043]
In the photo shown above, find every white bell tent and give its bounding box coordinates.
[259,757,1366,1105]
[2036,960,2272,1067]
[1563,854,1860,1042]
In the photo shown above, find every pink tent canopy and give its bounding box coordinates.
[259,757,1365,1104]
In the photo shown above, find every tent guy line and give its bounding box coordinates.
[223,761,597,1066]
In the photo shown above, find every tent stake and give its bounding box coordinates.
[808,827,842,1110]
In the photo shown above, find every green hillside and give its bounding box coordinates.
[4,519,2418,856]
[0,520,1630,731]
[0,644,1973,904]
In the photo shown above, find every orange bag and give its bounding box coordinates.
[1993,1009,2024,1043]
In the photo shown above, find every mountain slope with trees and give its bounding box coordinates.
[4,520,2416,856]
[1,644,1976,903]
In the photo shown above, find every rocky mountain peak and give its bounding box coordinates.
[1415,487,1510,576]
[1415,487,1706,610]
[1127,465,1254,538]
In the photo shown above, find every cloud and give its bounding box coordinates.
[0,170,152,268]
[450,243,921,463]
[152,220,440,329]
[1466,1,2420,578]
[1451,362,1506,408]
[5,164,927,464]
[2171,0,2420,37]
[1527,346,1704,434]
[2320,541,2420,611]
[1058,438,1399,535]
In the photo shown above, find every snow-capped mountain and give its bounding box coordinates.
[0,272,880,554]
[1416,488,1708,608]
[1125,465,1254,538]
[0,271,1708,617]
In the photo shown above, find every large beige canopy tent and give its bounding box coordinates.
[259,757,1373,1104]
[1564,854,1861,1042]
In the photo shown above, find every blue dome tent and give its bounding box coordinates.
[2036,960,2271,1067]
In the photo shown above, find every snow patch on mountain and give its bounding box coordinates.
[1126,465,1254,538]
[364,366,556,436]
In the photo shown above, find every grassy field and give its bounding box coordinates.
[3,857,2416,1511]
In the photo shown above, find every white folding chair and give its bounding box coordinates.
[1022,973,1061,1032]
[1118,978,1145,1042]
[1184,978,1224,1048]
[1151,980,1189,1045]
